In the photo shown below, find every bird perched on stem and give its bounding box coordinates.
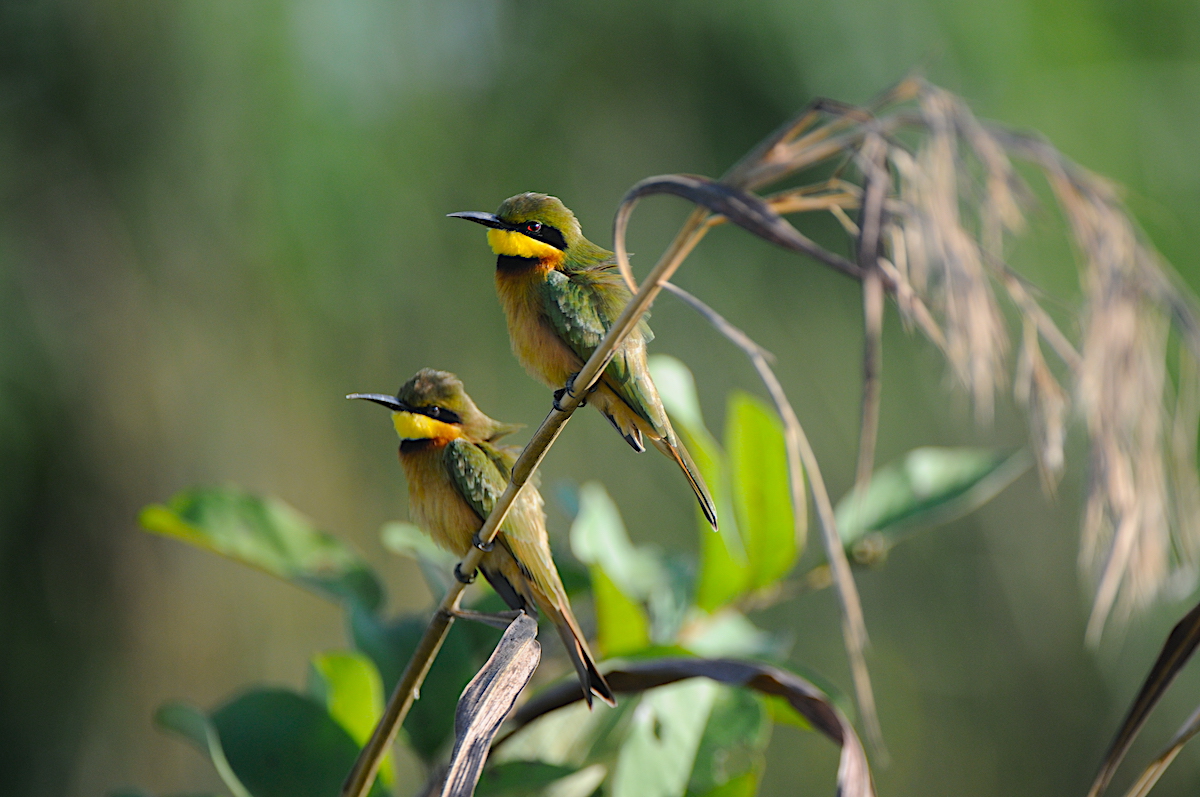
[350,368,614,707]
[449,193,718,530]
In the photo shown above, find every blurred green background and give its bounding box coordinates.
[3,0,1200,795]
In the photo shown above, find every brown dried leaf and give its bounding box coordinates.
[439,613,541,797]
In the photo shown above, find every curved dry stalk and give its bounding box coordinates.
[662,281,885,760]
[854,134,891,493]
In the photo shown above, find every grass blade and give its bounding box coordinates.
[1088,598,1200,797]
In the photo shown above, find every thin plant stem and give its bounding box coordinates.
[662,281,885,760]
[854,135,890,493]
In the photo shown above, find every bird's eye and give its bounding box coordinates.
[428,407,441,418]
[525,221,542,234]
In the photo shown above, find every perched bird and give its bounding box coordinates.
[350,368,614,707]
[449,193,718,530]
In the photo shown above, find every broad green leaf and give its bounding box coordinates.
[591,566,652,657]
[381,520,456,596]
[308,650,393,785]
[611,678,719,797]
[155,702,252,797]
[726,392,800,589]
[693,771,759,797]
[695,518,751,613]
[649,354,738,552]
[570,482,663,601]
[648,354,707,432]
[209,689,388,797]
[678,609,782,659]
[543,764,608,797]
[687,686,770,797]
[477,761,581,797]
[349,606,500,761]
[649,355,749,611]
[494,699,619,768]
[758,694,814,731]
[571,482,690,646]
[505,659,871,797]
[140,487,383,612]
[109,792,223,797]
[835,447,1031,561]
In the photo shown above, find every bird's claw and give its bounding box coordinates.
[472,531,495,553]
[553,373,588,411]
[454,563,476,585]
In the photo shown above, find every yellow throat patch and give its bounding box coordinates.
[487,229,562,261]
[392,410,460,442]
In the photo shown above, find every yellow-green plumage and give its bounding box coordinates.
[451,193,718,530]
[353,369,614,707]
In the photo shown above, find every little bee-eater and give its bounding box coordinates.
[350,368,615,707]
[449,193,718,530]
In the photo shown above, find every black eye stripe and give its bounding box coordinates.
[511,222,567,250]
[405,404,462,425]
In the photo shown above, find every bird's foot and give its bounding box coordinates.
[472,531,495,553]
[450,608,526,630]
[553,372,588,411]
[454,563,477,585]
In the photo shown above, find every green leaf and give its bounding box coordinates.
[695,517,751,613]
[648,354,707,432]
[758,694,814,732]
[569,482,663,600]
[692,771,759,797]
[381,521,456,597]
[590,566,652,657]
[649,355,749,612]
[209,689,388,797]
[154,702,251,797]
[308,650,393,785]
[569,482,660,654]
[349,606,500,762]
[611,678,719,797]
[835,448,1031,562]
[678,610,782,659]
[726,392,799,589]
[687,687,770,797]
[477,761,581,797]
[140,487,383,612]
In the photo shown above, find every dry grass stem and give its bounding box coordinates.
[661,281,885,760]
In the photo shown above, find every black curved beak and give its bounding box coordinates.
[447,211,509,230]
[347,393,408,412]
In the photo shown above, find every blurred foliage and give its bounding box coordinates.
[4,1,1200,796]
[121,361,1016,796]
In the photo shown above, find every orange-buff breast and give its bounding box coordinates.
[495,266,582,389]
[399,444,479,557]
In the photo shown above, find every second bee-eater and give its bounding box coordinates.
[350,368,615,707]
[449,193,718,530]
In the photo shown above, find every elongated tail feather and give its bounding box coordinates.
[541,601,616,708]
[652,436,719,531]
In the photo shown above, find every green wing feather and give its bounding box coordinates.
[539,267,665,431]
[443,439,564,598]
